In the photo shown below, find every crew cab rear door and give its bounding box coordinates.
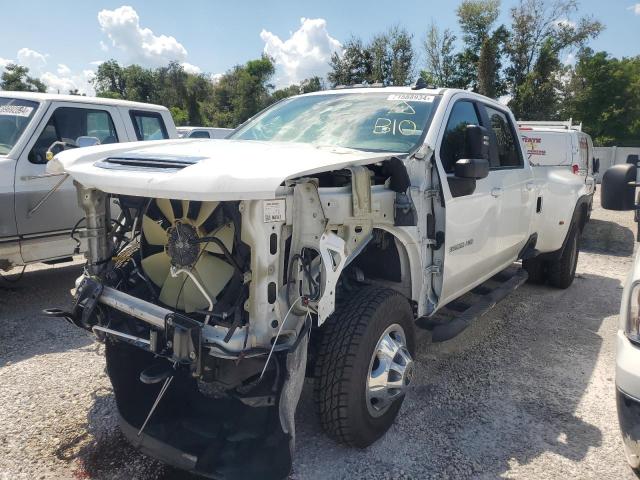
[435,97,504,306]
[478,103,534,265]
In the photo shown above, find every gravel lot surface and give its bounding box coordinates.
[0,191,636,480]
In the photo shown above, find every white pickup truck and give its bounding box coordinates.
[48,85,592,479]
[0,92,177,271]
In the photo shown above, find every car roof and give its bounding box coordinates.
[304,86,446,96]
[301,86,510,111]
[0,91,169,111]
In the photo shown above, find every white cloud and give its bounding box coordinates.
[98,5,189,66]
[57,64,71,76]
[260,17,342,86]
[554,19,576,28]
[210,72,223,85]
[181,62,201,74]
[563,52,576,66]
[16,47,47,72]
[41,68,95,95]
[628,3,640,15]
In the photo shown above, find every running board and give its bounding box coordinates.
[417,267,528,342]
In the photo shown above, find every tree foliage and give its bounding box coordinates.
[327,27,414,86]
[92,56,320,128]
[506,0,603,118]
[561,50,640,146]
[0,64,46,92]
[422,23,460,87]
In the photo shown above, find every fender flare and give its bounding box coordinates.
[537,194,591,262]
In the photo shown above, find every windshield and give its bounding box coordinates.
[230,92,439,153]
[0,97,39,155]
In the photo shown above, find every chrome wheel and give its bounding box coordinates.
[366,324,414,417]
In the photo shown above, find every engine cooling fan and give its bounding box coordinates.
[140,199,235,313]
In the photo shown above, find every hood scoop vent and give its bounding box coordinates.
[95,156,204,172]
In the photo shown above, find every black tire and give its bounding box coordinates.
[547,227,580,289]
[314,286,415,448]
[523,257,546,284]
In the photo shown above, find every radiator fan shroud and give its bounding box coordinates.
[140,199,235,313]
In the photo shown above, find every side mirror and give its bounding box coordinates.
[464,125,490,160]
[601,164,636,211]
[454,158,490,179]
[76,136,101,148]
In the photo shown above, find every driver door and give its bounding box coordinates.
[435,97,503,307]
[14,102,124,245]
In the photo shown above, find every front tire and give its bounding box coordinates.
[547,227,580,289]
[314,286,415,448]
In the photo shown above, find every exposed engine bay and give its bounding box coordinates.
[52,157,428,479]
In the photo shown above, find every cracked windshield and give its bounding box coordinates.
[231,92,438,153]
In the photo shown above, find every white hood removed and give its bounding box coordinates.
[49,139,393,200]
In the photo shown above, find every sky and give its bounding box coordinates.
[1,0,638,95]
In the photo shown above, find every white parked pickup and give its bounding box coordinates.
[49,85,592,479]
[0,92,177,270]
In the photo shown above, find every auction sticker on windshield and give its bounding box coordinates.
[387,94,434,103]
[0,105,34,117]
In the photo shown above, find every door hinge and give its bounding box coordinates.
[425,262,442,276]
[422,188,440,199]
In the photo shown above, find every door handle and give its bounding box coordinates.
[491,188,502,198]
[525,181,535,191]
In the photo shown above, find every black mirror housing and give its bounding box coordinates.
[454,158,490,179]
[601,164,636,211]
[464,125,490,160]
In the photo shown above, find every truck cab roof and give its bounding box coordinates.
[0,91,170,112]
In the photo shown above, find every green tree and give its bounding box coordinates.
[422,23,460,87]
[561,49,640,145]
[209,55,275,128]
[510,39,563,120]
[388,27,414,85]
[92,59,126,98]
[456,0,502,91]
[328,37,372,86]
[0,64,46,92]
[505,0,603,118]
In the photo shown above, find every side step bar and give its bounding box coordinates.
[418,267,528,342]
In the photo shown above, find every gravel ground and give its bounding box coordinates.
[0,191,636,480]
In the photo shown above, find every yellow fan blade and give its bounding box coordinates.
[142,215,168,246]
[156,199,175,224]
[181,200,190,221]
[203,223,235,255]
[195,254,235,299]
[195,201,219,227]
[141,252,171,287]
[182,273,210,313]
[159,272,185,310]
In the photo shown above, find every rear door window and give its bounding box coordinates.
[28,107,118,164]
[130,111,168,141]
[483,106,523,168]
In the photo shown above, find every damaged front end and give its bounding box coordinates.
[53,183,317,479]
